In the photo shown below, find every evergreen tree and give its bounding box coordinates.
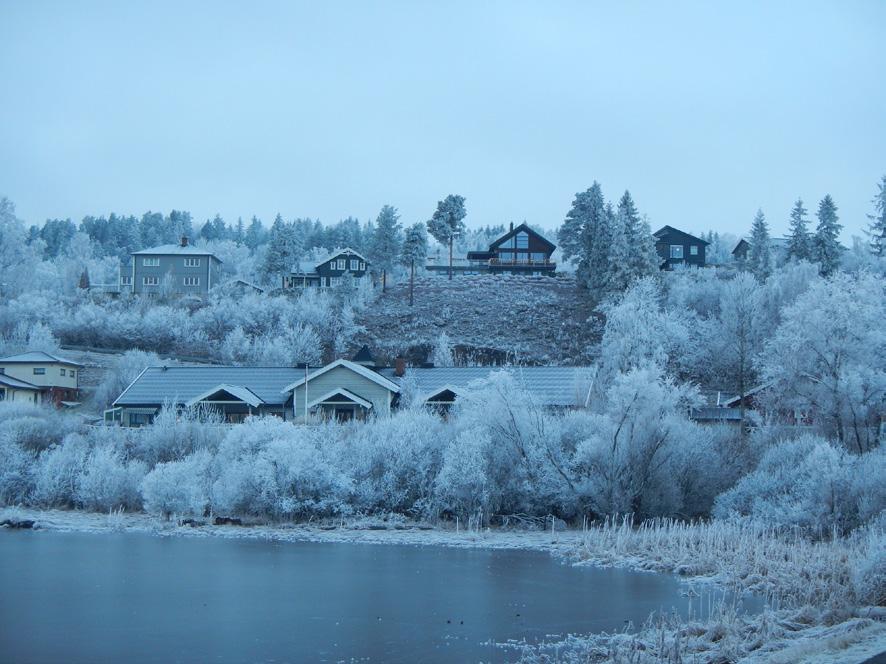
[167,210,193,243]
[786,198,812,262]
[234,217,245,245]
[78,268,90,290]
[245,216,265,250]
[261,214,301,283]
[865,175,886,257]
[426,194,466,281]
[747,209,772,280]
[401,222,428,306]
[813,195,842,276]
[559,182,611,292]
[615,190,658,287]
[371,205,402,292]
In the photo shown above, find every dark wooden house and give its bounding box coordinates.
[653,226,709,270]
[428,223,556,276]
[284,248,370,289]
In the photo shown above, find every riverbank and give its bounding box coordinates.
[3,507,884,664]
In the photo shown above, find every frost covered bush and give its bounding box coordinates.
[130,404,225,466]
[75,445,146,512]
[434,429,491,517]
[93,349,161,409]
[141,450,213,518]
[32,434,91,507]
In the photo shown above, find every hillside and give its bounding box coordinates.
[356,274,602,366]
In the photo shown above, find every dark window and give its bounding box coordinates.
[33,368,46,375]
[516,232,529,249]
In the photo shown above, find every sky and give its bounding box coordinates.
[1,1,884,240]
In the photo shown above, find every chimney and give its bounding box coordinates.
[394,357,406,377]
[180,236,189,247]
[509,222,514,232]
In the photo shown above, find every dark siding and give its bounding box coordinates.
[654,227,707,270]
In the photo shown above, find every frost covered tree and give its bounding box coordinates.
[759,272,885,452]
[261,214,301,284]
[94,349,162,408]
[431,331,455,367]
[245,216,265,250]
[400,222,428,306]
[619,191,659,282]
[786,198,812,262]
[559,182,613,294]
[426,194,466,281]
[865,175,886,257]
[813,195,842,276]
[370,205,402,292]
[747,209,772,280]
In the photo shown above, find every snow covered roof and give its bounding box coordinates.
[315,247,368,268]
[281,359,400,394]
[378,366,595,407]
[0,351,84,367]
[0,374,41,390]
[131,244,221,260]
[185,383,265,408]
[306,388,373,410]
[114,366,311,406]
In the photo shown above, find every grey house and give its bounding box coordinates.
[120,237,222,297]
[653,226,709,270]
[283,248,370,289]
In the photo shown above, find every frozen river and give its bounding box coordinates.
[2,529,716,663]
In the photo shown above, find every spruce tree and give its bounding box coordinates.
[371,205,402,292]
[865,175,886,257]
[401,222,428,306]
[786,198,811,262]
[559,182,611,293]
[747,209,772,280]
[616,191,658,284]
[813,195,842,276]
[261,214,301,283]
[245,216,264,249]
[234,217,245,245]
[426,194,466,280]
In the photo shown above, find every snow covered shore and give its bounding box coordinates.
[3,507,883,663]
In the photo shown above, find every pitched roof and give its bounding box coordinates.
[0,351,84,367]
[113,366,308,406]
[653,226,710,245]
[185,383,265,408]
[315,247,369,268]
[0,374,41,390]
[489,223,556,252]
[378,366,594,407]
[306,388,373,410]
[281,359,400,394]
[131,244,221,260]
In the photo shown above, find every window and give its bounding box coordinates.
[143,276,160,286]
[499,237,515,249]
[33,368,46,375]
[531,252,546,262]
[337,259,346,270]
[349,259,359,271]
[690,245,699,256]
[120,276,132,286]
[70,371,76,379]
[142,257,160,267]
[359,262,365,271]
[60,368,66,376]
[669,245,684,259]
[329,277,341,286]
[499,251,514,262]
[183,276,200,286]
[516,232,529,249]
[184,258,201,267]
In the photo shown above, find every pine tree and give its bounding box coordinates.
[426,194,466,280]
[747,209,772,280]
[865,175,886,257]
[613,190,658,289]
[245,216,265,250]
[371,205,402,292]
[78,268,90,290]
[401,222,428,306]
[559,182,611,292]
[261,214,301,283]
[786,198,811,262]
[813,195,842,276]
[234,217,245,245]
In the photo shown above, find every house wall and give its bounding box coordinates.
[291,365,393,419]
[131,254,219,295]
[0,385,41,403]
[0,363,79,390]
[655,231,706,269]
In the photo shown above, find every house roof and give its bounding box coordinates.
[113,366,309,406]
[0,374,41,390]
[315,247,369,268]
[489,223,556,252]
[185,383,265,408]
[0,351,84,367]
[732,237,790,255]
[281,359,400,394]
[131,244,221,261]
[653,226,710,245]
[378,366,594,407]
[306,388,373,410]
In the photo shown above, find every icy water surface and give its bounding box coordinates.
[0,530,743,663]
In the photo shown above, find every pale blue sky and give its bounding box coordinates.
[1,1,884,239]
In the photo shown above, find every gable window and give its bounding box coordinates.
[690,245,699,256]
[143,276,160,286]
[359,261,365,271]
[183,276,200,286]
[670,245,684,259]
[337,259,346,270]
[142,257,160,267]
[184,258,201,267]
[33,368,46,375]
[120,276,132,286]
[349,259,359,271]
[499,237,515,249]
[516,232,529,249]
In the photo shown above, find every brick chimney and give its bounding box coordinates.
[180,236,189,247]
[394,357,406,377]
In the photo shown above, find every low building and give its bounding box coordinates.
[0,351,83,406]
[731,237,790,264]
[0,373,42,404]
[283,248,370,289]
[653,226,709,270]
[107,349,595,426]
[121,237,222,297]
[427,223,557,276]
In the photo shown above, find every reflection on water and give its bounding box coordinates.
[0,531,754,663]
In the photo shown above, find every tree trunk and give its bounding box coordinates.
[382,269,387,292]
[448,237,453,281]
[409,259,415,306]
